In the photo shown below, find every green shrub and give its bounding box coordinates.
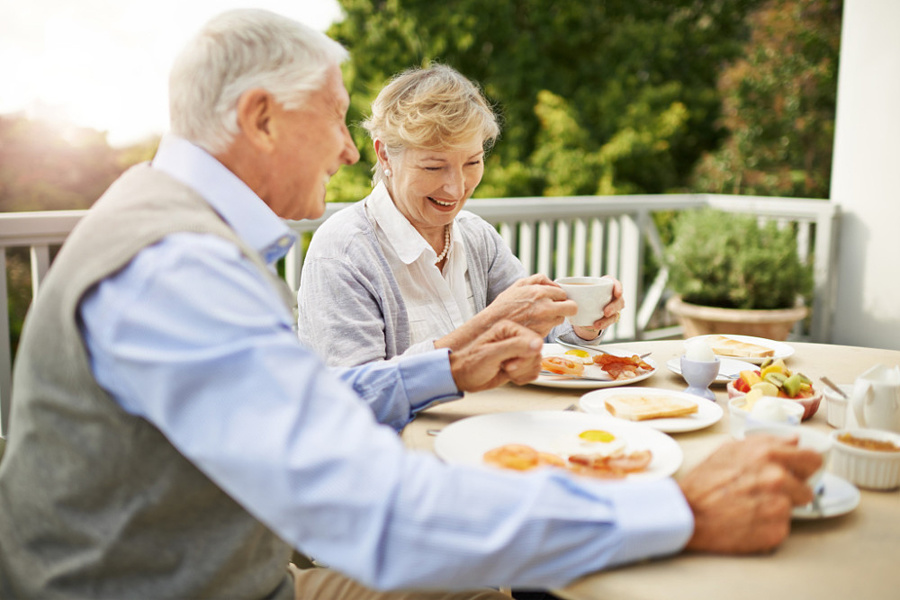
[666,208,813,310]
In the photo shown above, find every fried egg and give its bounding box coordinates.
[549,429,626,458]
[564,349,595,365]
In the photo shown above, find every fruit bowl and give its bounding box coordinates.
[727,379,822,421]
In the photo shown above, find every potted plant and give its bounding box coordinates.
[664,208,813,340]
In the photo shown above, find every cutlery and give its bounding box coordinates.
[820,376,849,399]
[552,336,651,359]
[810,479,826,518]
[539,370,611,381]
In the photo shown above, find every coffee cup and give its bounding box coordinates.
[555,276,615,327]
[745,423,833,490]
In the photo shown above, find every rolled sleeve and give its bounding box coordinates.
[602,478,694,567]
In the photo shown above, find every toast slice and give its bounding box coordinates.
[706,335,775,358]
[605,395,699,421]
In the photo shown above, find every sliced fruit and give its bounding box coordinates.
[760,358,787,379]
[739,370,762,387]
[764,372,788,387]
[750,381,780,397]
[743,388,766,410]
[782,373,803,397]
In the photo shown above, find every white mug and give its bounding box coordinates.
[745,423,833,490]
[848,364,900,433]
[555,276,615,327]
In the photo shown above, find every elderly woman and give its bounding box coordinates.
[297,64,624,367]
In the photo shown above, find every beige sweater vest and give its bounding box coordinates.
[0,164,295,599]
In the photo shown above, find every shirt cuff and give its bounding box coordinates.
[556,327,605,348]
[602,478,694,567]
[398,348,463,412]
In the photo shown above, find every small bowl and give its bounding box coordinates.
[829,428,900,490]
[727,379,822,421]
[822,383,852,429]
[728,397,803,439]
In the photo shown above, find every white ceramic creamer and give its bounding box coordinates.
[848,364,900,433]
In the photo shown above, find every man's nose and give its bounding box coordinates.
[342,128,360,165]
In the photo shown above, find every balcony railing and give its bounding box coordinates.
[0,193,840,436]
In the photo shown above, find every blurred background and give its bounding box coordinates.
[9,1,899,355]
[0,0,842,211]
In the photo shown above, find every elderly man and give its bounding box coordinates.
[0,9,821,600]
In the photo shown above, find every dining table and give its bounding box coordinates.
[401,340,900,600]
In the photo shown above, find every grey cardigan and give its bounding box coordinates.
[297,196,582,367]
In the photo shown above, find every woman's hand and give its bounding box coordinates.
[483,274,577,337]
[572,277,625,341]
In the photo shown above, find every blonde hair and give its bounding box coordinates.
[362,64,500,185]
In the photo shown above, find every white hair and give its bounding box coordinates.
[169,9,349,154]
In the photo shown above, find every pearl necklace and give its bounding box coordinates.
[435,224,451,262]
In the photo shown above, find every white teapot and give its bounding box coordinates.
[848,364,900,433]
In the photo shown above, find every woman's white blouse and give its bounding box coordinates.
[366,186,476,349]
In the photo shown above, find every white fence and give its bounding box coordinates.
[0,193,840,436]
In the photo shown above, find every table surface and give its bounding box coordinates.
[401,340,900,600]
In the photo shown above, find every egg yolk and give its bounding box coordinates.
[578,429,616,443]
[565,349,591,359]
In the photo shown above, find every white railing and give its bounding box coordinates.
[0,194,840,436]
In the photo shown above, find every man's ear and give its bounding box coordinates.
[236,89,276,152]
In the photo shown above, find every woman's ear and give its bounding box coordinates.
[374,139,390,170]
[236,89,276,152]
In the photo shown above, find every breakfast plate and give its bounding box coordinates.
[532,343,657,390]
[688,334,795,364]
[792,472,860,520]
[579,387,724,433]
[434,410,682,480]
[666,356,758,385]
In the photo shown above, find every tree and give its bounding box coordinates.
[691,0,842,198]
[0,115,147,212]
[327,0,762,200]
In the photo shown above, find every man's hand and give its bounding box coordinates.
[484,274,577,338]
[680,435,823,554]
[448,320,544,393]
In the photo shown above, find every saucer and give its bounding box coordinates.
[791,472,861,520]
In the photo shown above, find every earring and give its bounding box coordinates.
[384,168,392,177]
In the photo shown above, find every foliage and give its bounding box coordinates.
[691,0,842,198]
[666,208,812,310]
[0,116,133,212]
[328,0,762,200]
[5,249,31,359]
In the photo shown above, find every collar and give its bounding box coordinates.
[367,181,451,265]
[151,134,296,265]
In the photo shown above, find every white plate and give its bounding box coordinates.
[434,410,682,481]
[666,356,758,385]
[689,334,795,364]
[792,472,860,520]
[532,343,657,390]
[579,387,724,433]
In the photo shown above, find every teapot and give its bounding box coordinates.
[848,364,900,433]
